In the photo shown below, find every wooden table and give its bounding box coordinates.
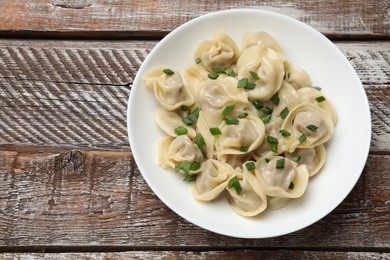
[0,1,389,259]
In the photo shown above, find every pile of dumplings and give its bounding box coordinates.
[143,30,337,217]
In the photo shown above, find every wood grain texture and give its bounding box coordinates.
[0,0,389,39]
[0,40,388,152]
[1,251,390,259]
[0,150,388,249]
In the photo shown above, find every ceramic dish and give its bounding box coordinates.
[127,9,371,238]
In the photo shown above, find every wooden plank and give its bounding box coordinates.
[0,151,388,248]
[0,40,388,152]
[1,251,389,259]
[0,1,389,38]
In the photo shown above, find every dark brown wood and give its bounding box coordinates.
[0,1,389,39]
[0,149,388,248]
[0,40,388,152]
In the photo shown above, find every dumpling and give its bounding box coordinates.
[226,165,267,217]
[284,63,313,90]
[194,30,240,72]
[236,42,284,100]
[197,77,248,127]
[158,135,203,169]
[281,103,335,153]
[191,159,237,201]
[285,145,326,177]
[255,156,309,199]
[183,64,210,99]
[241,31,287,62]
[143,68,194,111]
[155,108,196,139]
[216,114,265,161]
[297,87,337,124]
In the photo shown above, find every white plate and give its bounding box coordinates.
[127,9,371,238]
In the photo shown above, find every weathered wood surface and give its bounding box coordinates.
[0,150,388,248]
[1,251,389,259]
[0,40,388,152]
[0,0,389,39]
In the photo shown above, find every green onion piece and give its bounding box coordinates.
[265,158,271,163]
[224,117,239,125]
[228,68,235,77]
[238,112,248,118]
[261,107,273,115]
[182,107,200,126]
[245,162,256,171]
[183,174,198,182]
[280,107,289,119]
[195,57,201,64]
[240,146,249,152]
[298,134,307,143]
[237,78,248,88]
[227,176,242,195]
[180,105,189,111]
[306,124,319,131]
[267,135,279,144]
[194,133,205,150]
[287,72,291,79]
[271,94,280,105]
[251,100,264,109]
[208,73,218,80]
[222,104,235,116]
[209,127,222,135]
[245,82,256,90]
[163,69,174,75]
[290,155,301,162]
[212,66,226,74]
[313,86,322,91]
[279,129,291,137]
[250,71,260,80]
[174,126,188,136]
[180,160,191,174]
[175,163,181,173]
[315,96,326,102]
[288,182,295,190]
[276,158,285,169]
[261,114,272,124]
[190,161,201,171]
[271,143,278,153]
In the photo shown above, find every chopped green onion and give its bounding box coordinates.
[208,73,218,80]
[245,82,256,90]
[290,155,301,162]
[240,146,249,152]
[306,124,319,131]
[298,134,307,143]
[280,107,289,119]
[279,129,291,137]
[209,127,222,135]
[178,160,191,174]
[245,162,256,171]
[222,104,235,116]
[313,86,322,91]
[212,66,226,74]
[228,68,235,77]
[227,176,242,195]
[265,158,271,163]
[237,78,248,88]
[261,114,272,124]
[261,107,273,115]
[182,107,200,126]
[194,133,205,150]
[175,161,200,178]
[238,112,248,118]
[288,182,295,190]
[175,163,181,173]
[276,158,285,169]
[271,143,278,153]
[287,72,291,79]
[250,71,261,80]
[174,126,188,136]
[251,100,264,109]
[180,105,189,111]
[195,57,201,64]
[224,117,239,125]
[271,94,280,105]
[190,161,201,171]
[183,174,198,182]
[163,69,174,75]
[315,96,326,102]
[267,136,279,144]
